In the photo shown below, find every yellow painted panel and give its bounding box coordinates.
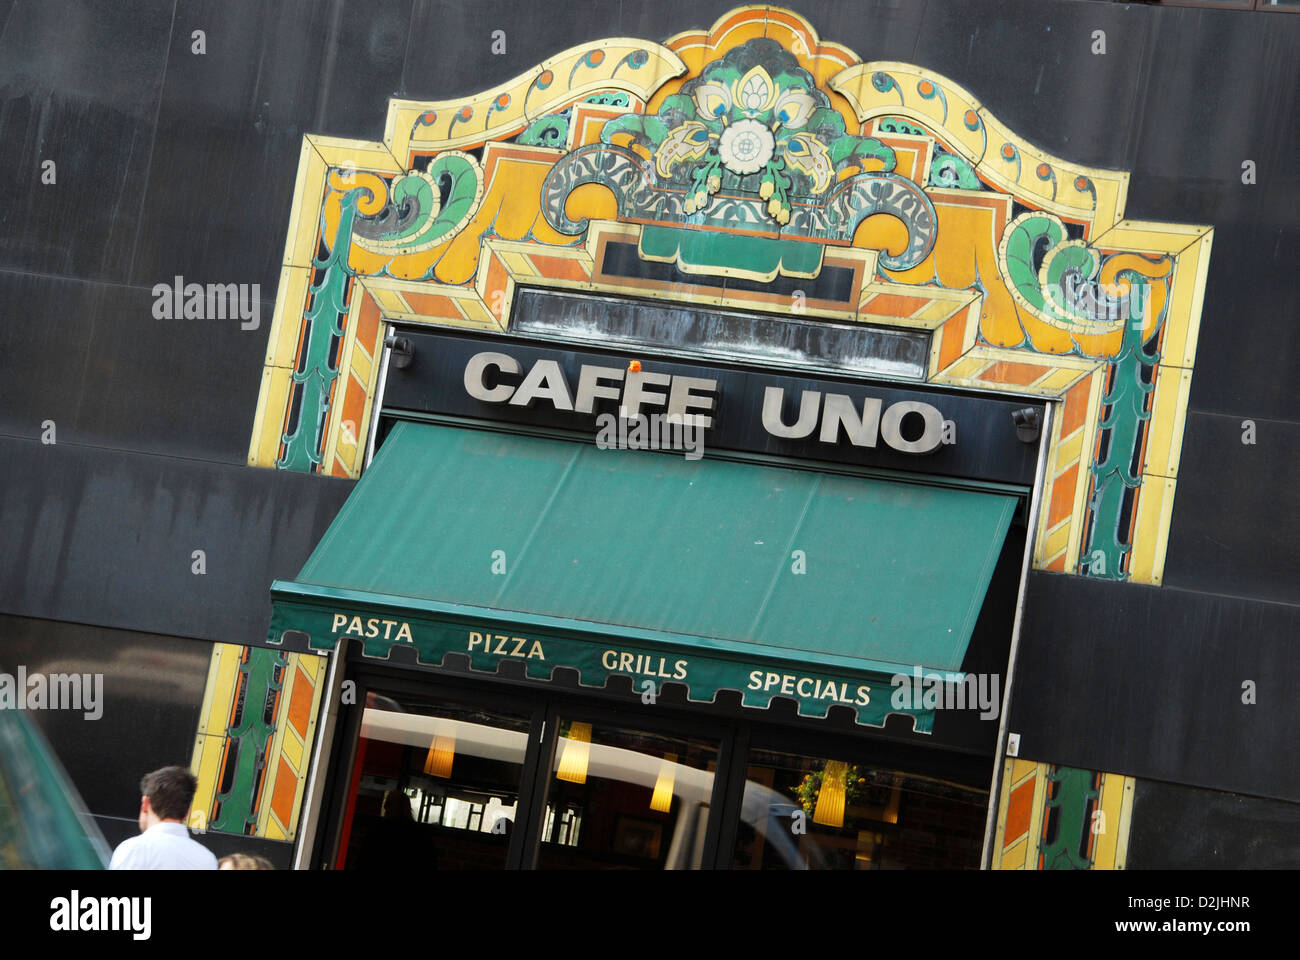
[248,366,293,469]
[1112,777,1136,870]
[189,644,243,825]
[298,653,324,685]
[1092,773,1135,870]
[308,135,402,175]
[1056,429,1085,468]
[1092,220,1211,256]
[1128,475,1177,586]
[282,140,327,269]
[1038,365,1094,394]
[990,757,1016,863]
[281,727,304,771]
[1159,232,1215,370]
[1144,368,1193,479]
[942,356,991,381]
[368,286,411,314]
[195,644,241,738]
[499,251,536,277]
[264,266,312,369]
[1042,522,1070,562]
[1063,371,1106,571]
[1000,836,1028,870]
[1011,757,1038,784]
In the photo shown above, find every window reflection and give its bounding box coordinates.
[339,693,530,869]
[732,748,986,869]
[539,718,718,869]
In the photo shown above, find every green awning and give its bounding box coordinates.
[270,421,1016,732]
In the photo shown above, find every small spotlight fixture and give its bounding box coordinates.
[385,334,414,370]
[1012,407,1041,444]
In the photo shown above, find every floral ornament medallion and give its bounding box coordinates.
[600,38,897,224]
[718,118,774,175]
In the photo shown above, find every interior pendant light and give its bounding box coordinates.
[813,760,848,828]
[650,753,678,813]
[556,721,593,784]
[423,733,456,779]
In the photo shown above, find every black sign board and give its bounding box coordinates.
[381,327,1045,487]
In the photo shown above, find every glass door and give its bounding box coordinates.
[334,689,538,870]
[322,671,988,870]
[529,713,724,870]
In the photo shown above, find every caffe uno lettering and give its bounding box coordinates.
[464,350,948,455]
[382,329,1046,486]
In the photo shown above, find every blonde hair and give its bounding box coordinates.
[218,853,275,870]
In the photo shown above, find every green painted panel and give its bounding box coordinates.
[639,225,823,279]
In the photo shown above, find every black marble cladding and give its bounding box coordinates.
[0,0,1297,830]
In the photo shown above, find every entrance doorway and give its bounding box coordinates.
[321,673,989,870]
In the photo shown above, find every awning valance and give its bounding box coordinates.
[269,421,1016,732]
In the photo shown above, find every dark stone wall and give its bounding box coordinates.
[1127,777,1300,869]
[1,0,1298,848]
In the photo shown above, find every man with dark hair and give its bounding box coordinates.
[109,766,217,870]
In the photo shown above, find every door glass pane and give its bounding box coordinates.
[340,691,531,869]
[538,717,719,869]
[732,746,987,869]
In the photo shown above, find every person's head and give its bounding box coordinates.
[138,766,198,831]
[381,789,412,820]
[218,853,274,870]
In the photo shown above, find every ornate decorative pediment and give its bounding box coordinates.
[249,5,1212,590]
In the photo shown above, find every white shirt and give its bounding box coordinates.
[109,822,218,870]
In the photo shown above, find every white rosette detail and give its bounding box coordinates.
[717,118,775,176]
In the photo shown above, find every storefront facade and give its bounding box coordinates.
[275,320,1044,868]
[236,5,1208,869]
[6,1,1298,871]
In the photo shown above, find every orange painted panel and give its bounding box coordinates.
[1048,463,1079,529]
[526,254,591,283]
[981,361,1050,386]
[863,293,929,318]
[1005,778,1035,844]
[1059,378,1092,437]
[287,666,314,737]
[355,293,381,352]
[402,292,463,320]
[270,756,298,827]
[1046,554,1067,572]
[484,254,509,321]
[340,374,366,445]
[938,310,970,369]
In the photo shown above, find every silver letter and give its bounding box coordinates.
[509,359,574,410]
[666,376,717,429]
[762,387,820,439]
[463,351,520,403]
[574,365,625,413]
[880,401,944,454]
[819,393,881,447]
[621,370,671,419]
